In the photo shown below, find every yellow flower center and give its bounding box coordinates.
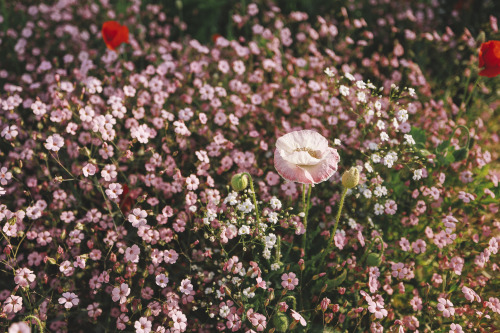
[294,147,320,159]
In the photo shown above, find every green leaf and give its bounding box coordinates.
[437,152,455,166]
[410,127,427,148]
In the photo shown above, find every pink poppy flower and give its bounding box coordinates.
[274,130,340,184]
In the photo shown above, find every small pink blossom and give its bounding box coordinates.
[449,323,463,333]
[124,244,141,263]
[437,298,455,317]
[58,292,79,309]
[112,283,131,304]
[44,134,64,152]
[156,273,169,288]
[180,278,193,295]
[134,316,152,333]
[8,322,30,333]
[247,309,267,331]
[3,295,23,313]
[82,163,97,177]
[281,272,299,290]
[14,267,36,288]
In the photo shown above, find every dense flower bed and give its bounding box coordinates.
[0,1,499,332]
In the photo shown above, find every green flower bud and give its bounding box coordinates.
[341,167,360,189]
[366,253,382,266]
[231,173,248,191]
[272,312,289,332]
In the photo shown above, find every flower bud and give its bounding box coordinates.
[231,173,249,191]
[272,312,289,332]
[366,253,382,266]
[342,167,360,189]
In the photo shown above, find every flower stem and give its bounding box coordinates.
[456,76,481,120]
[242,172,260,224]
[319,187,348,267]
[301,184,312,253]
[23,315,44,332]
[328,187,348,249]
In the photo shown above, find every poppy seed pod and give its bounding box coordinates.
[366,253,382,266]
[231,173,248,191]
[341,167,360,189]
[272,312,289,332]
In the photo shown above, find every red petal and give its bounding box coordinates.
[102,21,129,51]
[479,66,500,78]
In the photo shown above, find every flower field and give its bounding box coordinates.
[0,0,499,332]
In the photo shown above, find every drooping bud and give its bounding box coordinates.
[341,167,360,189]
[272,312,289,332]
[366,253,382,266]
[231,173,249,191]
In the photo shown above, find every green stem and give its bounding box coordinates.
[242,172,260,224]
[360,235,385,261]
[450,125,471,148]
[282,295,297,310]
[456,76,481,120]
[319,187,348,267]
[301,184,312,253]
[328,188,348,249]
[23,315,44,332]
[275,235,282,265]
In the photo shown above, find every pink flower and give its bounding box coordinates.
[274,130,340,184]
[412,239,427,254]
[399,237,410,251]
[112,283,131,304]
[320,297,331,312]
[134,316,152,333]
[82,163,97,177]
[367,300,388,319]
[171,310,187,331]
[290,309,307,326]
[449,323,463,333]
[155,273,169,288]
[180,278,193,295]
[106,183,123,200]
[462,286,481,303]
[437,298,455,317]
[14,267,36,288]
[58,292,79,309]
[3,295,23,313]
[8,322,30,333]
[44,134,64,152]
[247,309,267,331]
[256,277,267,289]
[278,302,289,312]
[281,272,299,290]
[124,244,140,263]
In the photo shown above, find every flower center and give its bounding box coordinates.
[294,147,320,159]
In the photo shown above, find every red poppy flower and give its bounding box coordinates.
[478,40,500,78]
[102,21,129,51]
[211,33,222,43]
